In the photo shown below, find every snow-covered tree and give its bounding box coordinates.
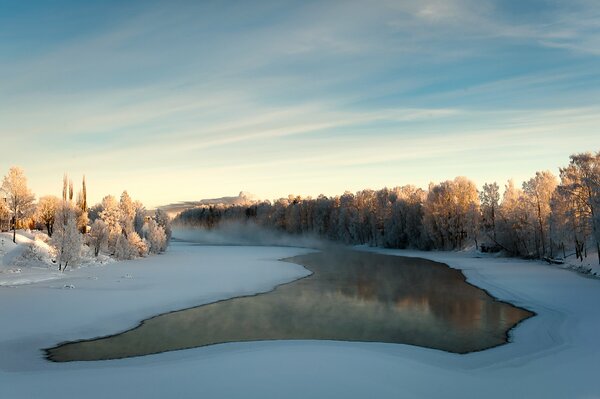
[423,177,479,250]
[36,195,60,237]
[128,232,149,257]
[99,195,121,252]
[1,167,36,243]
[0,197,9,232]
[133,201,146,237]
[76,176,89,233]
[88,203,103,224]
[549,187,573,259]
[155,208,172,243]
[522,171,558,257]
[143,219,167,254]
[480,182,500,242]
[496,180,537,257]
[88,219,108,257]
[119,191,135,237]
[52,202,83,271]
[114,231,147,259]
[557,151,600,263]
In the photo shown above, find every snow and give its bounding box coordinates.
[0,231,114,286]
[1,239,599,398]
[556,249,600,277]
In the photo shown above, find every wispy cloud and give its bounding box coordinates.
[1,0,598,206]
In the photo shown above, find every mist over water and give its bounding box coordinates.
[172,221,330,249]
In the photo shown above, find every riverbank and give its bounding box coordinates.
[1,243,598,398]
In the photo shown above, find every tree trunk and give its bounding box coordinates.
[12,226,16,243]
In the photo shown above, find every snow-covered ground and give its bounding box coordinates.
[1,239,599,398]
[556,249,600,278]
[0,231,115,286]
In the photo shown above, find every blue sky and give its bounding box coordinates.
[1,0,599,207]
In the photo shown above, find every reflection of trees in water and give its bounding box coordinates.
[299,251,528,340]
[47,251,533,362]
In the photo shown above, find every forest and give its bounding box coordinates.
[174,151,600,264]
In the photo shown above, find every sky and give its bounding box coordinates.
[1,0,599,207]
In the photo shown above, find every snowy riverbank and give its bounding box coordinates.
[1,242,599,398]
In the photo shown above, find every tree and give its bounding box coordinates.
[143,219,167,254]
[558,151,600,264]
[549,187,572,258]
[1,167,36,243]
[89,219,108,257]
[155,208,172,244]
[114,231,147,259]
[423,177,480,250]
[522,171,558,257]
[119,191,135,237]
[36,195,60,236]
[76,176,89,233]
[133,201,147,237]
[497,179,537,257]
[88,203,103,224]
[480,182,500,242]
[99,195,121,252]
[52,202,83,271]
[0,196,10,232]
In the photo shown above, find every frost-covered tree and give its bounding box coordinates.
[114,231,147,259]
[36,195,60,236]
[76,176,89,233]
[549,187,573,259]
[119,191,136,237]
[480,182,500,242]
[88,203,103,224]
[0,197,9,232]
[1,167,36,243]
[128,232,148,257]
[522,171,558,257]
[423,177,479,249]
[52,202,83,271]
[380,186,425,249]
[497,180,537,257]
[133,201,147,237]
[114,233,132,260]
[143,219,167,254]
[99,195,121,252]
[88,219,108,257]
[557,151,600,263]
[155,208,172,243]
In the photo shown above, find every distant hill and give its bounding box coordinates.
[158,192,259,218]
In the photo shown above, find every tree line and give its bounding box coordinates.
[174,151,600,264]
[1,167,171,271]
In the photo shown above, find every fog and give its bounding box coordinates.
[172,221,331,249]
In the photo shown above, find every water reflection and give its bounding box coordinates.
[46,250,533,361]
